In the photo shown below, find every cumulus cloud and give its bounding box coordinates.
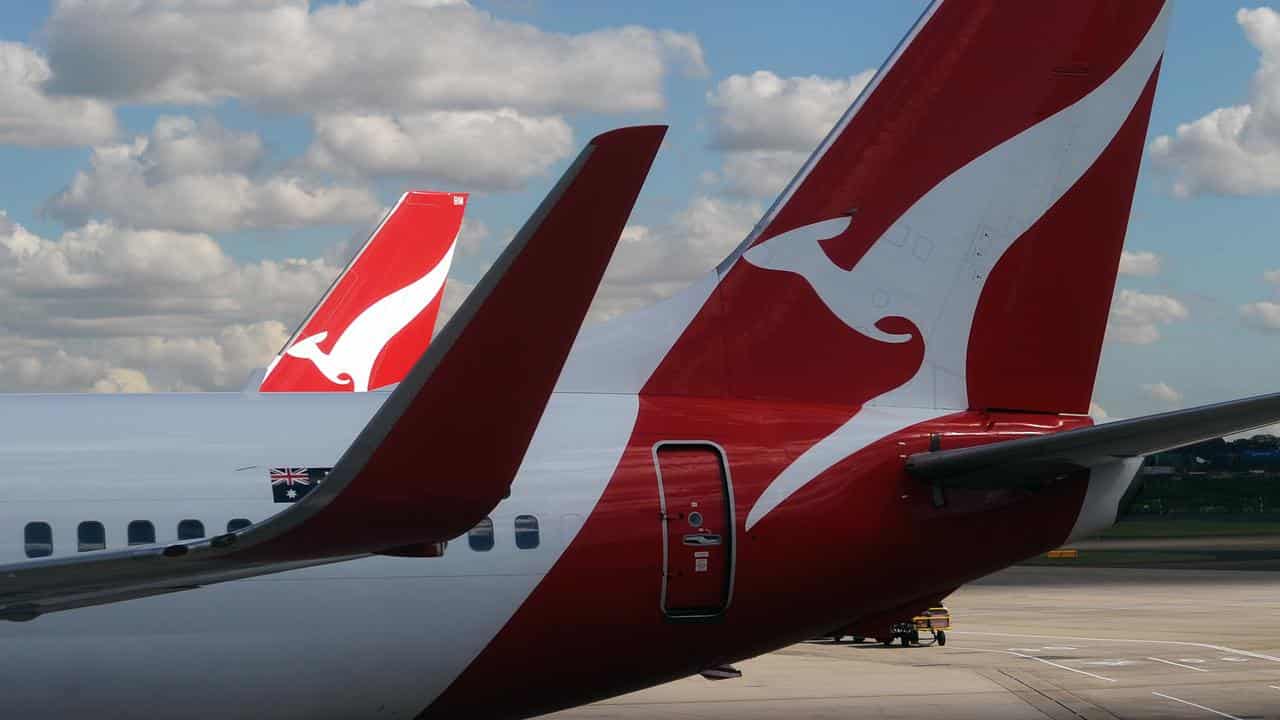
[91,367,153,394]
[0,341,114,393]
[0,42,116,147]
[1118,250,1162,277]
[1241,300,1280,332]
[457,218,491,255]
[589,195,761,321]
[719,150,810,200]
[1140,381,1182,404]
[706,69,873,199]
[708,70,874,151]
[0,211,343,390]
[305,109,573,189]
[1106,289,1188,344]
[46,116,381,232]
[433,278,476,336]
[44,0,706,115]
[1148,8,1280,197]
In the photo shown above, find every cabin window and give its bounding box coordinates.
[24,522,53,558]
[177,519,205,540]
[227,518,252,533]
[127,520,156,546]
[514,515,540,549]
[468,517,494,551]
[78,521,106,552]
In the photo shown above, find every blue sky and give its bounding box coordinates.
[0,1,1276,412]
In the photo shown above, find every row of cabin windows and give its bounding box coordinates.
[23,518,253,558]
[25,515,536,558]
[467,515,539,551]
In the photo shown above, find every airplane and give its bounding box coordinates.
[257,190,466,393]
[2,2,1277,719]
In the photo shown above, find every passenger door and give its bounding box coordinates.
[655,443,734,618]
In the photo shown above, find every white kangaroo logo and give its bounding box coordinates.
[284,241,456,392]
[744,216,916,345]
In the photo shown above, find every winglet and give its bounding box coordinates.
[245,125,668,558]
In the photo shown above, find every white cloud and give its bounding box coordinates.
[719,150,809,200]
[707,70,874,151]
[305,109,573,189]
[1106,289,1188,344]
[706,70,873,200]
[0,211,344,391]
[1088,401,1109,421]
[0,342,112,393]
[589,195,761,321]
[1141,381,1182,404]
[1118,250,1162,277]
[434,277,476,336]
[45,0,705,115]
[1241,300,1280,332]
[1264,268,1280,284]
[103,321,291,391]
[46,116,381,232]
[457,218,491,255]
[91,367,153,394]
[0,42,116,147]
[1148,8,1280,197]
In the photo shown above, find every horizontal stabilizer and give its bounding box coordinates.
[0,125,667,619]
[906,392,1280,488]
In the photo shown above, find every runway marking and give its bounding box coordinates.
[952,631,1280,663]
[965,648,1117,683]
[1042,645,1078,651]
[1082,659,1135,667]
[1219,657,1249,663]
[1176,658,1208,664]
[1269,685,1280,690]
[1151,691,1242,719]
[1146,656,1209,672]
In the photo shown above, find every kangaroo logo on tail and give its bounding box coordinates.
[285,242,456,392]
[744,216,918,345]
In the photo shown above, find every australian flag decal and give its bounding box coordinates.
[269,467,330,503]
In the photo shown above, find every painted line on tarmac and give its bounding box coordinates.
[952,631,1280,663]
[1151,691,1242,719]
[1146,656,1209,673]
[1269,685,1280,691]
[964,648,1116,683]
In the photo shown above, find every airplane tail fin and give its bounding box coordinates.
[259,190,466,392]
[647,1,1171,415]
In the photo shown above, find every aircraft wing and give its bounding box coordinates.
[906,392,1280,489]
[0,125,667,621]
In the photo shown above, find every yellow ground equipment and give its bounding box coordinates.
[909,606,950,646]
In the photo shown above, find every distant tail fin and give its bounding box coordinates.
[646,1,1171,415]
[259,191,465,393]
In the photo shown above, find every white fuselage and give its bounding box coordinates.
[0,390,639,720]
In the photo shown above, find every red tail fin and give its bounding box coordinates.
[645,1,1171,415]
[259,190,465,393]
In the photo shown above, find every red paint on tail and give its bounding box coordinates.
[259,191,465,392]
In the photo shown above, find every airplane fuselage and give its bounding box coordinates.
[0,390,1125,719]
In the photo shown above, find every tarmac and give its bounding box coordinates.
[549,564,1280,719]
